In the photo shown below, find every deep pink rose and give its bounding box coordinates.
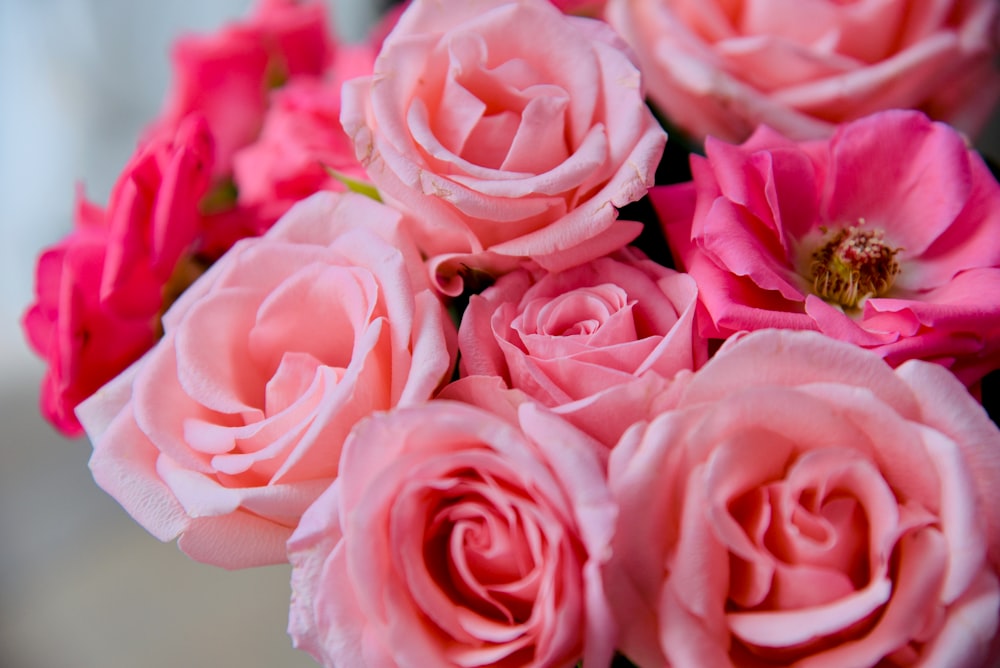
[24,0,340,437]
[341,0,666,293]
[457,247,706,446]
[22,196,158,437]
[606,0,1000,143]
[287,400,617,667]
[23,116,215,436]
[77,192,456,568]
[606,329,1000,667]
[656,110,1000,387]
[550,0,606,16]
[231,45,375,221]
[157,0,332,175]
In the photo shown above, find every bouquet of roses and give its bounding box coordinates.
[22,0,1000,666]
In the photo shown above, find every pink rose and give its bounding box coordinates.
[656,110,1000,387]
[606,329,1000,667]
[606,0,1000,143]
[78,192,456,568]
[341,0,666,293]
[22,195,158,437]
[22,116,215,436]
[24,0,340,437]
[550,0,606,16]
[457,247,706,446]
[232,45,375,222]
[287,400,617,667]
[157,0,333,175]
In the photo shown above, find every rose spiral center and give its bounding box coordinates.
[809,222,901,309]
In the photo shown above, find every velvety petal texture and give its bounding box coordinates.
[341,0,665,293]
[287,400,617,667]
[78,192,456,568]
[606,0,1000,142]
[605,329,1000,667]
[457,246,707,447]
[656,110,1000,387]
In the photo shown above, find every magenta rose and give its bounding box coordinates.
[341,0,666,293]
[656,110,1000,387]
[457,247,706,446]
[77,192,456,568]
[232,45,375,222]
[22,195,159,437]
[156,0,332,176]
[23,116,215,436]
[23,0,340,437]
[550,0,606,16]
[287,400,617,667]
[606,0,1000,143]
[606,329,1000,667]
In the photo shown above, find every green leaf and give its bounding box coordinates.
[324,166,382,202]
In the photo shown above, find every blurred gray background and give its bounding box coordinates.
[0,2,998,667]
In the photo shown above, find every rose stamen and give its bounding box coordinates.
[809,221,901,310]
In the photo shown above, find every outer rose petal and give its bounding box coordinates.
[78,192,456,568]
[605,329,1000,667]
[287,400,616,668]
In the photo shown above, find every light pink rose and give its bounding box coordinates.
[341,0,666,294]
[77,192,456,568]
[656,110,1000,388]
[606,0,1000,143]
[287,400,617,667]
[457,247,706,446]
[606,329,1000,667]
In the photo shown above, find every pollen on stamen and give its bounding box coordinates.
[809,221,901,310]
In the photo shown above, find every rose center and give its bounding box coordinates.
[808,222,901,309]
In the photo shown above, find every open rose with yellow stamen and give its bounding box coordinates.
[655,109,1000,388]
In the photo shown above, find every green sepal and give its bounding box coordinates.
[324,166,382,202]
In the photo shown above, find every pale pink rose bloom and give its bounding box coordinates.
[656,110,1000,388]
[457,247,706,446]
[606,329,1000,667]
[606,0,1000,143]
[77,192,456,568]
[341,0,666,294]
[288,400,617,668]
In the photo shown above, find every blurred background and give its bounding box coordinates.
[0,2,998,667]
